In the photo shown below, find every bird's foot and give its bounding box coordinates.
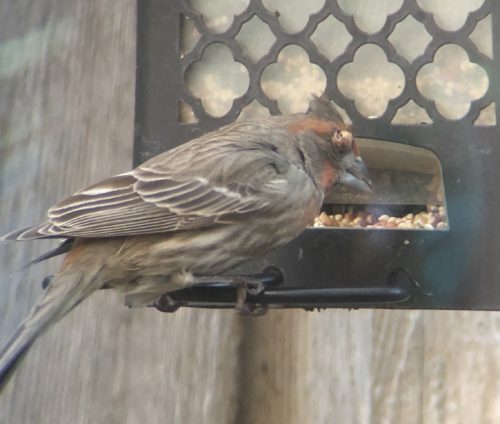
[232,276,268,316]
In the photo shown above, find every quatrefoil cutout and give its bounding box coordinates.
[392,100,432,125]
[474,103,496,126]
[261,45,326,114]
[338,44,404,118]
[337,0,403,33]
[416,44,488,120]
[185,43,250,117]
[417,0,484,31]
[262,0,324,33]
[311,16,352,61]
[185,0,249,33]
[180,15,201,58]
[237,100,271,121]
[388,15,432,62]
[235,16,277,62]
[469,15,493,59]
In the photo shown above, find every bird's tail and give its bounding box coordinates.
[0,267,103,389]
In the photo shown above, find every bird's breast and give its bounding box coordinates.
[320,161,338,191]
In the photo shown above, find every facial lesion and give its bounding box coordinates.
[331,128,353,152]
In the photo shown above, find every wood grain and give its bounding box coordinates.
[0,2,241,423]
[1,1,499,423]
[237,309,500,424]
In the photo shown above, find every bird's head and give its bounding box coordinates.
[288,95,373,195]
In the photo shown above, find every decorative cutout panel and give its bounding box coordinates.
[140,0,497,143]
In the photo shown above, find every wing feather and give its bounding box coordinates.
[2,127,295,240]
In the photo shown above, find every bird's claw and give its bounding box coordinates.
[233,278,268,316]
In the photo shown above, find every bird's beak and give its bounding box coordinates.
[340,153,374,195]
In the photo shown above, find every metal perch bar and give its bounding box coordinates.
[154,267,411,312]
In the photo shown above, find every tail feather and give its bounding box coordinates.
[1,222,62,241]
[0,324,36,388]
[0,269,103,389]
[21,239,75,269]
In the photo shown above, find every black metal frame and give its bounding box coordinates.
[136,0,500,311]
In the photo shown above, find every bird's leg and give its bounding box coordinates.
[230,275,268,316]
[184,274,268,316]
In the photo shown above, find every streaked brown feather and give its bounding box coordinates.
[3,120,302,240]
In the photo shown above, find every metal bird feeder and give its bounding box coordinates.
[135,0,500,311]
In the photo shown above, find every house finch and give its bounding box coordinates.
[0,96,372,385]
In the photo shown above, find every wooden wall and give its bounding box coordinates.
[0,1,499,423]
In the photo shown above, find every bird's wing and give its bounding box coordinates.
[4,133,293,240]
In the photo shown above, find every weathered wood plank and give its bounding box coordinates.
[422,311,500,424]
[0,2,241,423]
[237,309,500,424]
[237,310,377,424]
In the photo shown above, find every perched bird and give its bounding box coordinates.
[0,96,372,386]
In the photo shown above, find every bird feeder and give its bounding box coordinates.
[135,0,500,311]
